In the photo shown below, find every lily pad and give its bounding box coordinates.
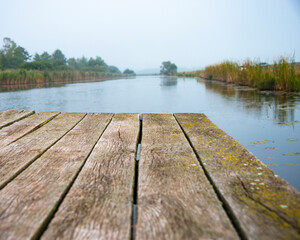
[278,107,296,110]
[278,105,300,110]
[278,122,293,126]
[284,163,299,167]
[282,152,300,156]
[267,164,278,167]
[265,147,277,149]
[252,140,271,144]
[287,138,299,141]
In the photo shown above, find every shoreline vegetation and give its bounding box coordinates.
[0,37,135,86]
[0,69,129,86]
[178,57,300,91]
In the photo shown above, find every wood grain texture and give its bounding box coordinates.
[42,113,140,240]
[0,112,85,189]
[0,113,113,240]
[0,110,34,129]
[136,114,239,240]
[0,112,59,148]
[175,113,300,240]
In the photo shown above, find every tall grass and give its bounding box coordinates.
[177,70,204,78]
[201,57,300,91]
[0,69,125,86]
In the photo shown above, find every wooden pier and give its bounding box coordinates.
[0,110,299,240]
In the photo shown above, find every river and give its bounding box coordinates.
[0,76,299,190]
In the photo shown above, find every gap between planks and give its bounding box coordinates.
[0,113,87,190]
[0,110,35,130]
[0,112,60,148]
[135,114,239,239]
[33,113,114,240]
[173,114,246,240]
[40,113,139,240]
[174,113,300,240]
[0,113,114,240]
[131,115,142,240]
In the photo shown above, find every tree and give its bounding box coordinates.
[20,61,53,70]
[22,51,52,70]
[15,46,30,61]
[51,49,66,67]
[160,61,177,75]
[87,56,107,68]
[123,69,135,74]
[78,56,88,69]
[107,65,121,74]
[33,53,41,62]
[95,56,106,67]
[87,57,97,67]
[67,57,79,70]
[40,51,51,62]
[0,37,31,69]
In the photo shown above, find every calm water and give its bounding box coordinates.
[0,76,299,190]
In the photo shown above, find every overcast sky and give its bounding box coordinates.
[1,0,300,71]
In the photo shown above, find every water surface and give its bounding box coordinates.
[0,76,299,190]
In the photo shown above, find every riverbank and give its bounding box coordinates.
[178,57,300,91]
[0,69,134,87]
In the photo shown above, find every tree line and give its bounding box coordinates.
[0,37,135,75]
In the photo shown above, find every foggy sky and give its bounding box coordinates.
[1,0,300,71]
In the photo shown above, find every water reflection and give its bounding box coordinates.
[0,82,65,92]
[160,76,178,88]
[0,77,131,93]
[199,78,300,125]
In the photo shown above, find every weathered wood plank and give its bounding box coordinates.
[0,113,113,240]
[175,113,300,240]
[0,112,59,148]
[0,112,85,189]
[42,113,140,240]
[136,114,239,239]
[0,110,34,129]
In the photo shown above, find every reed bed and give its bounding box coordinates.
[0,69,124,86]
[177,70,204,78]
[201,57,300,91]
